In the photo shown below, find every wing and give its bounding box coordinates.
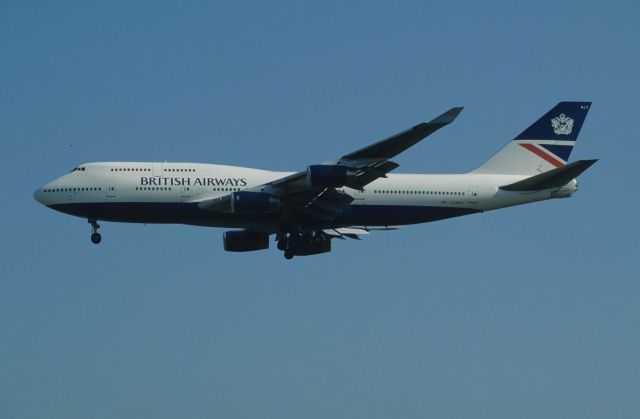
[197,107,463,225]
[339,106,463,163]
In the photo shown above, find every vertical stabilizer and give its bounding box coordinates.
[472,102,591,175]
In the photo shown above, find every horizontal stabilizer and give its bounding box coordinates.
[499,159,598,191]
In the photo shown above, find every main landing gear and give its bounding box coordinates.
[89,218,101,244]
[276,230,331,260]
[276,231,294,259]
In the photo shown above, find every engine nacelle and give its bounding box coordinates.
[307,165,357,188]
[223,230,269,252]
[230,191,280,213]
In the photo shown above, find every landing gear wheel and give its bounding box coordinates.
[284,250,294,260]
[88,218,102,244]
[91,232,102,244]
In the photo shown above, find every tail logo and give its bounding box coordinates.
[551,114,574,135]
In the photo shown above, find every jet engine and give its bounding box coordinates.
[307,165,357,188]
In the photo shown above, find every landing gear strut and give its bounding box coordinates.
[278,237,293,258]
[89,218,102,244]
[276,230,290,255]
[276,232,293,259]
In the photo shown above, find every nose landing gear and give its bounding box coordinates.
[89,218,102,244]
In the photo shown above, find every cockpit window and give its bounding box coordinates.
[68,167,86,173]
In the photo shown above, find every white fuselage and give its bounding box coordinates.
[33,161,577,229]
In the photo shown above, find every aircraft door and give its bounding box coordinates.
[466,185,479,205]
[106,181,116,199]
[152,163,163,177]
[180,186,191,201]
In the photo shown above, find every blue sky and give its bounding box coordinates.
[1,1,639,418]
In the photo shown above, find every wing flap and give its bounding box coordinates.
[323,227,370,240]
[351,161,400,188]
[288,188,354,222]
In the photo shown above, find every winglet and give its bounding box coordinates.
[430,107,464,125]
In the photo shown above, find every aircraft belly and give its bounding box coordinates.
[48,202,481,229]
[334,204,481,226]
[48,202,280,228]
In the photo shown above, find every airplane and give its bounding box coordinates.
[33,102,597,259]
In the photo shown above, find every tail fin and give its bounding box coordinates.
[472,102,591,175]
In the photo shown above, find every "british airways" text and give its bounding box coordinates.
[140,177,248,187]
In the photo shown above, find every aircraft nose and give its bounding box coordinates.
[33,187,46,205]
